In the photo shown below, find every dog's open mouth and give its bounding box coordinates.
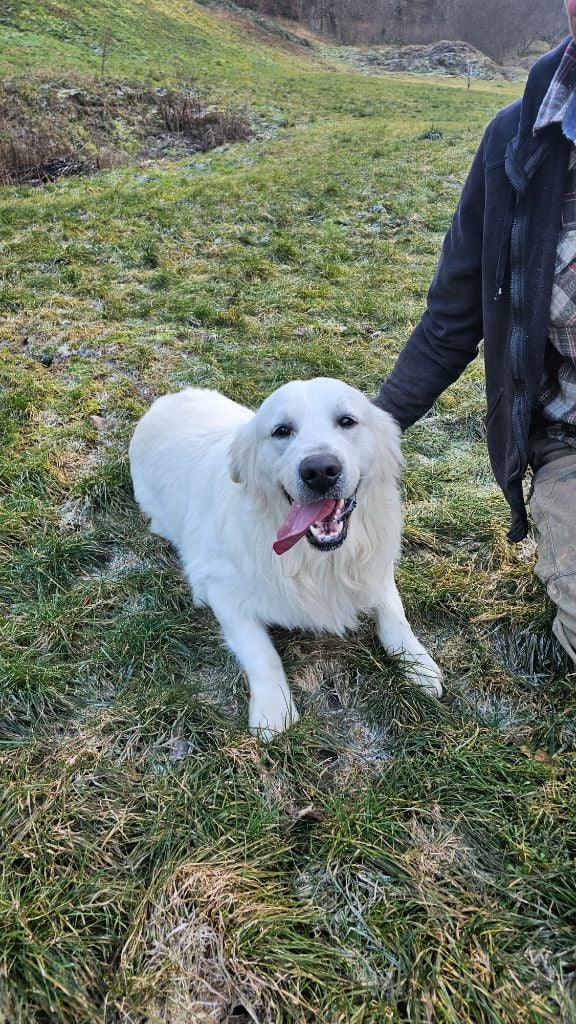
[273,492,357,555]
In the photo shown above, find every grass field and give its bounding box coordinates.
[1,2,575,1022]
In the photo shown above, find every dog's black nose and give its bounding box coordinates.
[299,454,342,493]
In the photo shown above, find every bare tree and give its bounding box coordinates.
[446,0,567,62]
[98,30,113,79]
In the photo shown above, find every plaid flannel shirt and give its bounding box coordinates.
[533,40,576,441]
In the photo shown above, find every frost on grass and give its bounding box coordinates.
[59,495,92,529]
[82,545,153,581]
[451,676,528,730]
[294,658,394,780]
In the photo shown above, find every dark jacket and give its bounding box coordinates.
[374,38,573,541]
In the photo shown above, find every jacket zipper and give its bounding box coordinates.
[494,192,515,301]
[506,182,528,480]
[505,143,548,480]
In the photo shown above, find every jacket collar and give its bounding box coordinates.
[518,37,572,137]
[506,37,572,193]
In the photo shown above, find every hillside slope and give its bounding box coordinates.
[0,0,318,87]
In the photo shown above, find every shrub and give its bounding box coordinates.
[158,86,252,150]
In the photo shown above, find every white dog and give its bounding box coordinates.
[129,378,442,739]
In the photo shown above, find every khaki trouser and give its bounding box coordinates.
[529,438,576,664]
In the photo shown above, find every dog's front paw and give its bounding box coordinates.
[407,655,443,698]
[249,689,299,742]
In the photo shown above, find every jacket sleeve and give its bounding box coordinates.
[373,134,487,430]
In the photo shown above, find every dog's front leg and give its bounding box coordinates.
[207,586,299,740]
[373,575,443,697]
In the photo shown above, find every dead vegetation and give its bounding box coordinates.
[0,74,252,186]
[158,87,252,152]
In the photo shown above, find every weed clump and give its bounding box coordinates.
[158,86,252,151]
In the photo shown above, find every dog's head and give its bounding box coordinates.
[228,378,402,553]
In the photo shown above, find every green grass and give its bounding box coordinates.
[0,0,307,83]
[1,2,575,1022]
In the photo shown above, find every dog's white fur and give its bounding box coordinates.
[129,378,442,739]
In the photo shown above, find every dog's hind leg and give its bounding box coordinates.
[206,585,299,740]
[373,575,443,697]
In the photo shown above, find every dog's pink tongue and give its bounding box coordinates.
[273,497,337,555]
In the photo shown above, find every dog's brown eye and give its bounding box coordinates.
[338,415,357,429]
[272,424,292,439]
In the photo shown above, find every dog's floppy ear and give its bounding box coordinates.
[370,404,403,486]
[228,418,257,485]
